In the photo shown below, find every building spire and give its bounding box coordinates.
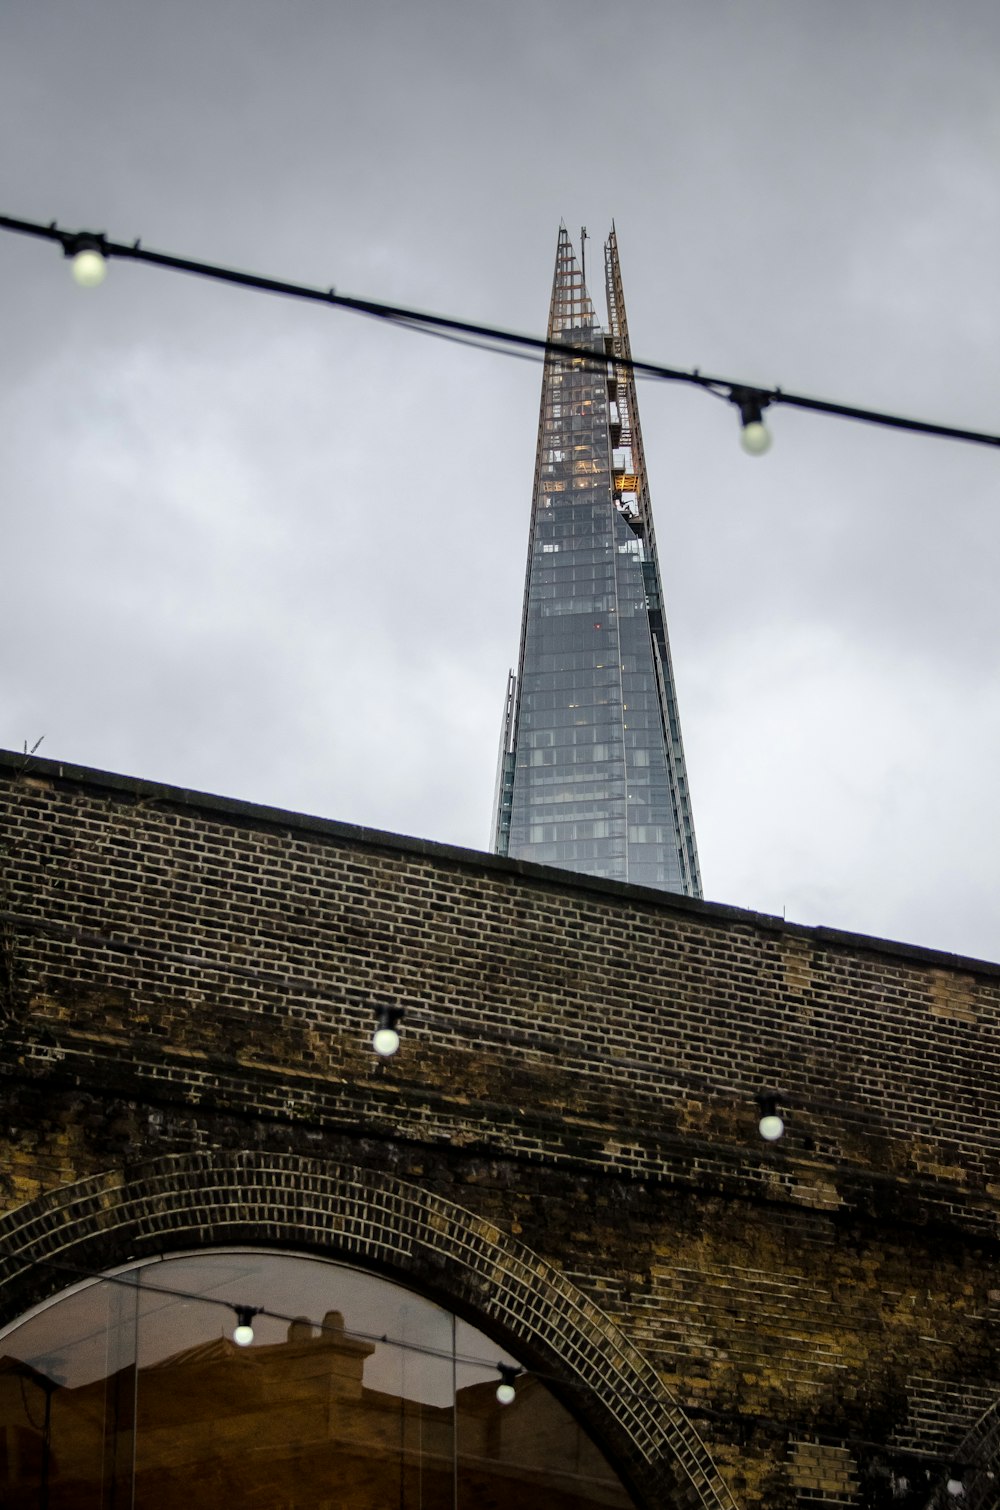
[493,228,700,896]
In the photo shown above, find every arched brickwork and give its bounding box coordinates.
[0,1150,737,1510]
[3,754,999,1507]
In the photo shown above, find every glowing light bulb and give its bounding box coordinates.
[756,1094,784,1141]
[372,1006,403,1056]
[496,1381,516,1405]
[233,1306,256,1346]
[372,1026,400,1057]
[72,248,107,288]
[740,419,772,456]
[731,388,773,456]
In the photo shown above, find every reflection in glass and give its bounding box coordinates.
[0,1251,636,1508]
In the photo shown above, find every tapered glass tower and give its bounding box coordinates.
[493,227,701,895]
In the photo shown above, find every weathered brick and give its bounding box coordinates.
[0,749,998,1509]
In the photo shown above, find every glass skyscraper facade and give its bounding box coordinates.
[493,227,701,896]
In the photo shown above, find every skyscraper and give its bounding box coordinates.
[493,227,701,896]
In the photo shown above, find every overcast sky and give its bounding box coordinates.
[2,1,999,963]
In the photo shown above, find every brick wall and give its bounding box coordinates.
[0,748,998,1509]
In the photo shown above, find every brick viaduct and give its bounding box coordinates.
[0,748,997,1509]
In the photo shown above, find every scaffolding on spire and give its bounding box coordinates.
[493,228,701,896]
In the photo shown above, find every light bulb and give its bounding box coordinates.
[372,1005,404,1056]
[496,1381,516,1405]
[372,1026,400,1057]
[233,1306,257,1346]
[740,420,771,456]
[72,248,107,288]
[946,1480,965,1499]
[731,387,773,456]
[758,1113,784,1141]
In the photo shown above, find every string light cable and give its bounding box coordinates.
[1,213,998,453]
[9,1254,540,1399]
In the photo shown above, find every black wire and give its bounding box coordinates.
[15,1255,522,1378]
[376,312,544,365]
[1,213,998,450]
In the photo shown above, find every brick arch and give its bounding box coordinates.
[0,1150,736,1510]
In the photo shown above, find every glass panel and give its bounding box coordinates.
[0,1252,638,1510]
[455,1322,634,1510]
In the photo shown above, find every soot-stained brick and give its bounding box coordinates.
[0,750,998,1510]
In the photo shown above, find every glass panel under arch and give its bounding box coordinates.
[0,1250,637,1509]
